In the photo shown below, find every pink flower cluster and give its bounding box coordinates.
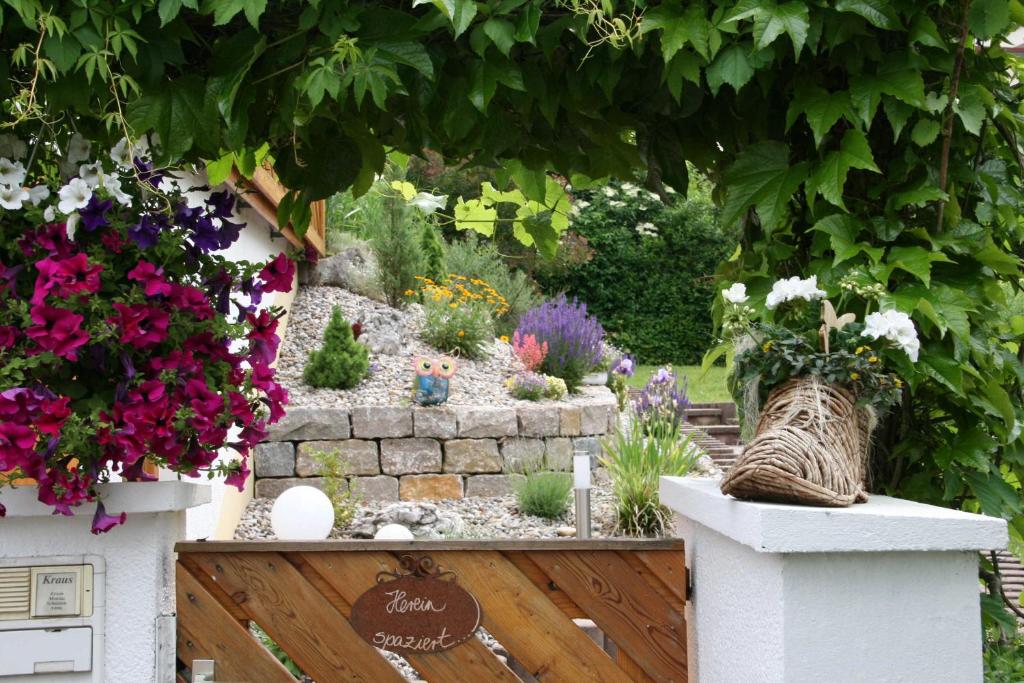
[512,331,549,372]
[2,210,296,532]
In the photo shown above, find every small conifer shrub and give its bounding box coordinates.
[304,306,370,389]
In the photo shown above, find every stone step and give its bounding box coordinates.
[700,424,742,445]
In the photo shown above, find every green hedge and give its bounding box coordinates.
[538,182,733,365]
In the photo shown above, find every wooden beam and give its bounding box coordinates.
[175,538,685,553]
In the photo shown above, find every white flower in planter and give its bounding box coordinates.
[862,310,920,361]
[66,133,92,164]
[0,157,26,187]
[78,161,105,189]
[27,184,50,206]
[0,184,29,210]
[110,137,135,168]
[409,192,447,214]
[766,275,826,309]
[722,283,748,304]
[58,177,92,214]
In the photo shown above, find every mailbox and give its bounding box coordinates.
[0,558,104,682]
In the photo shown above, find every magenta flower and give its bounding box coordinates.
[34,396,71,436]
[91,501,126,534]
[26,305,90,360]
[31,253,103,305]
[0,326,18,348]
[246,310,280,365]
[110,303,170,348]
[36,467,92,517]
[169,284,214,321]
[127,260,172,296]
[224,458,250,492]
[258,252,296,293]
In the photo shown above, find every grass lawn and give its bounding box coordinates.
[626,364,733,404]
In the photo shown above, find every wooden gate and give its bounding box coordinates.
[175,539,687,682]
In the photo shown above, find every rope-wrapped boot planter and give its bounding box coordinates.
[720,377,873,507]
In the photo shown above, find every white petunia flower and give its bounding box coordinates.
[0,185,29,210]
[110,137,135,168]
[100,174,132,206]
[409,192,447,215]
[722,283,749,304]
[43,205,56,221]
[66,133,91,163]
[602,186,617,197]
[0,134,27,160]
[0,158,26,187]
[66,213,79,241]
[861,309,920,362]
[78,162,104,189]
[27,185,50,206]
[765,275,827,309]
[57,178,92,214]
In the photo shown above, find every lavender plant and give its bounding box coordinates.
[516,294,604,392]
[633,366,690,438]
[506,371,548,401]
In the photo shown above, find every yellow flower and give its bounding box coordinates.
[855,346,864,355]
[404,289,415,296]
[850,372,860,380]
[500,335,509,343]
[868,356,879,364]
[458,330,465,337]
[449,302,458,309]
[762,341,774,352]
[894,378,904,389]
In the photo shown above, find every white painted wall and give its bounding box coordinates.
[0,482,210,683]
[662,477,1008,683]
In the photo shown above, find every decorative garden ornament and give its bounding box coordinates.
[412,356,457,405]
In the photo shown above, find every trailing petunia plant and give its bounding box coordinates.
[0,130,293,532]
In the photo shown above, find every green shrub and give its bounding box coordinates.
[514,471,573,519]
[420,222,446,281]
[420,299,494,359]
[601,420,701,537]
[373,195,424,307]
[537,180,734,365]
[985,634,1024,682]
[311,448,360,529]
[444,234,541,336]
[303,307,369,389]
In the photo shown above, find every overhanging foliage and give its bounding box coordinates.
[4,0,1024,593]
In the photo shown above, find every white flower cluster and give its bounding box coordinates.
[861,310,920,362]
[765,275,827,309]
[722,282,748,304]
[0,134,49,211]
[635,221,658,237]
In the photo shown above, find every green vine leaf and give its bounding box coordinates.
[721,142,808,234]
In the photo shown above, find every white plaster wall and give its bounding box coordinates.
[782,551,982,683]
[1,512,182,683]
[679,517,786,683]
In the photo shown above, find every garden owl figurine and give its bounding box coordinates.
[412,356,457,406]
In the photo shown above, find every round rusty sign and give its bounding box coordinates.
[350,562,481,655]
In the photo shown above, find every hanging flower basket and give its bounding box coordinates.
[720,377,873,507]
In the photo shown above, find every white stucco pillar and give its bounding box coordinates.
[0,482,210,683]
[661,477,1008,683]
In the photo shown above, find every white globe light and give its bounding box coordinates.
[270,486,335,540]
[374,523,414,540]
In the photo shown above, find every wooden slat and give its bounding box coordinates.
[301,551,522,683]
[428,550,633,682]
[504,550,586,619]
[175,563,295,683]
[187,552,406,683]
[616,551,685,614]
[616,648,655,682]
[633,550,688,606]
[176,539,684,553]
[178,554,249,624]
[530,551,687,682]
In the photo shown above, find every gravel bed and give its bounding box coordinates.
[277,285,534,408]
[235,484,624,541]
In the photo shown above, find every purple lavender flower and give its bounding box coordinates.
[509,371,547,400]
[516,294,604,392]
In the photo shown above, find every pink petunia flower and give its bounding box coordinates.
[31,253,103,306]
[127,260,173,297]
[257,252,296,293]
[110,303,169,348]
[25,305,90,360]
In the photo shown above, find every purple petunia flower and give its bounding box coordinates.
[128,212,168,249]
[77,195,113,232]
[91,501,127,534]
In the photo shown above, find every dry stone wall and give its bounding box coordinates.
[254,387,617,502]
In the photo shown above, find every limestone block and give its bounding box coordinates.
[544,437,574,471]
[517,404,561,437]
[501,438,546,473]
[444,439,502,473]
[380,438,442,475]
[465,474,526,497]
[350,475,400,503]
[265,407,350,441]
[414,407,458,439]
[559,405,582,436]
[254,477,329,499]
[457,407,518,438]
[253,442,295,477]
[400,474,464,501]
[295,440,379,476]
[351,406,413,438]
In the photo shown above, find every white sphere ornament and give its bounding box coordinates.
[374,523,414,540]
[270,486,335,540]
